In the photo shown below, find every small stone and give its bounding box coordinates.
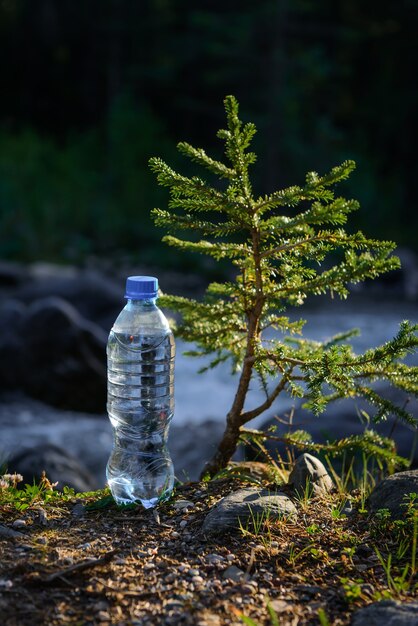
[240,584,256,595]
[71,503,86,517]
[171,531,180,539]
[205,553,225,564]
[37,537,48,545]
[12,519,26,528]
[192,576,204,584]
[165,573,176,583]
[288,453,334,497]
[173,500,194,510]
[341,500,354,515]
[179,520,188,529]
[0,579,13,589]
[178,564,189,573]
[226,554,235,562]
[143,562,155,570]
[269,600,291,614]
[78,542,91,550]
[97,611,110,621]
[222,565,248,582]
[188,568,200,577]
[62,557,74,566]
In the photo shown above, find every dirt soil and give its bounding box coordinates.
[0,477,416,626]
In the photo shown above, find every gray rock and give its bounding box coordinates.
[202,487,297,535]
[0,296,108,412]
[21,297,107,412]
[288,453,333,496]
[12,263,123,332]
[368,470,418,519]
[351,600,418,626]
[7,444,98,492]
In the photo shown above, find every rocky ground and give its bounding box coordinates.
[0,459,417,626]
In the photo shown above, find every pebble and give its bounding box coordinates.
[71,503,86,517]
[341,500,354,515]
[222,565,248,582]
[12,519,26,528]
[269,599,291,614]
[0,579,13,589]
[192,576,204,584]
[171,531,180,539]
[143,562,155,570]
[78,543,92,550]
[97,611,110,621]
[178,564,189,573]
[205,553,225,564]
[165,573,176,583]
[188,568,200,577]
[226,554,235,562]
[179,520,188,529]
[173,500,194,511]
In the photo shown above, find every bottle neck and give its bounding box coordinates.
[126,297,157,308]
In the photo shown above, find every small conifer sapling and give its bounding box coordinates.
[149,96,418,479]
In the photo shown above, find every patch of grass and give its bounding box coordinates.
[369,493,418,598]
[0,472,109,513]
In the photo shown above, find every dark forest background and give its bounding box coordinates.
[0,0,417,271]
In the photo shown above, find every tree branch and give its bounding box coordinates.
[239,369,292,423]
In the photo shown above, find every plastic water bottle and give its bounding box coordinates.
[106,276,175,508]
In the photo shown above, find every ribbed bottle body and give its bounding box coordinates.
[106,299,175,508]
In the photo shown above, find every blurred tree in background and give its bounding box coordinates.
[0,0,416,267]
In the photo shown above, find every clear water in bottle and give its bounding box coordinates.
[106,276,175,508]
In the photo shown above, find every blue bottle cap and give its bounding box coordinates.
[125,276,158,300]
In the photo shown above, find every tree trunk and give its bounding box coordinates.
[200,416,243,479]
